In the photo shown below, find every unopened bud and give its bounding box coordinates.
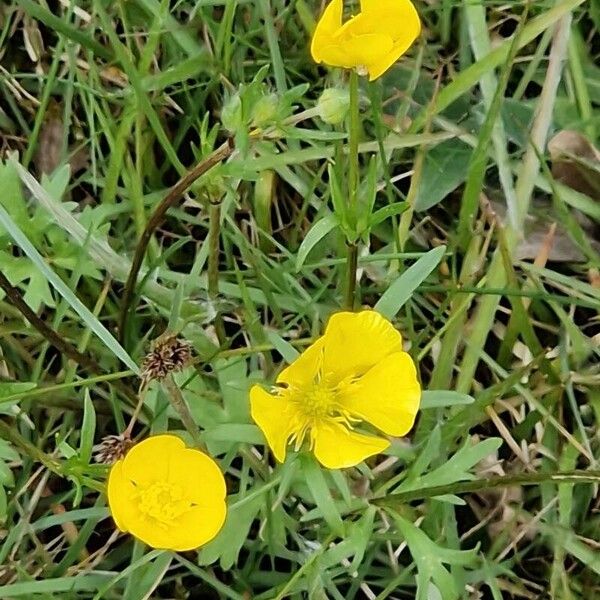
[317,88,350,125]
[252,93,279,126]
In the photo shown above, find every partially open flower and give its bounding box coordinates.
[250,311,421,469]
[311,0,421,81]
[108,435,227,551]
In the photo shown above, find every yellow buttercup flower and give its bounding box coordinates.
[250,311,421,469]
[108,435,227,551]
[311,0,421,81]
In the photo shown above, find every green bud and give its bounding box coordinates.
[221,93,243,132]
[251,93,279,127]
[317,88,350,125]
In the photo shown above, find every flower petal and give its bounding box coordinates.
[341,352,421,436]
[168,503,227,551]
[107,459,137,533]
[122,434,184,486]
[311,0,343,63]
[322,311,403,381]
[327,34,393,70]
[312,421,389,469]
[168,448,227,506]
[366,35,420,81]
[277,337,325,387]
[250,386,299,462]
[359,0,421,42]
[125,513,184,550]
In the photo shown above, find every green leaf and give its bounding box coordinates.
[295,214,338,272]
[414,140,472,211]
[0,162,29,237]
[203,424,263,445]
[265,330,300,363]
[398,438,503,493]
[0,201,139,373]
[79,390,96,465]
[369,202,408,228]
[300,454,344,536]
[0,461,14,488]
[420,391,475,409]
[375,246,446,319]
[0,486,7,523]
[198,492,263,569]
[0,382,37,402]
[395,515,478,600]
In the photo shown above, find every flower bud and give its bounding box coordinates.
[252,93,279,126]
[221,93,243,132]
[317,88,350,125]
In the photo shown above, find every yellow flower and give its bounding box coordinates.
[107,435,227,551]
[311,0,421,81]
[250,311,421,469]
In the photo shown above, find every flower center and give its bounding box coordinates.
[281,376,357,451]
[136,481,192,526]
[302,382,336,418]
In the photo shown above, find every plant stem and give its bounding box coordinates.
[344,242,359,310]
[162,374,205,450]
[208,200,226,345]
[374,470,600,507]
[348,70,360,214]
[119,139,235,342]
[345,69,360,310]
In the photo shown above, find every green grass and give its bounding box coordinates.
[0,0,599,598]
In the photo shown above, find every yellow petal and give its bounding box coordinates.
[341,352,421,436]
[168,448,227,506]
[366,33,421,81]
[277,337,325,387]
[107,459,137,533]
[169,502,228,551]
[322,311,403,381]
[320,33,393,70]
[122,434,184,486]
[311,0,343,63]
[312,421,389,469]
[125,513,185,550]
[250,386,299,462]
[359,0,421,41]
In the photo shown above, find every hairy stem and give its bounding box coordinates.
[374,470,600,507]
[345,70,360,310]
[162,374,205,450]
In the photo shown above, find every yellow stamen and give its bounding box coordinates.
[280,375,356,451]
[136,481,192,528]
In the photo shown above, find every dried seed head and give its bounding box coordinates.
[93,434,134,465]
[140,335,193,385]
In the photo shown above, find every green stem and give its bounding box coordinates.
[348,70,360,214]
[344,242,358,310]
[374,470,600,508]
[208,200,226,345]
[345,69,360,310]
[162,374,204,449]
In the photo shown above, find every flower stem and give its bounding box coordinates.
[374,469,600,508]
[344,242,358,310]
[208,200,226,345]
[162,374,205,450]
[348,69,360,215]
[345,69,360,310]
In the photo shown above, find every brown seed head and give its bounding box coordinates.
[93,434,134,465]
[140,335,193,385]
